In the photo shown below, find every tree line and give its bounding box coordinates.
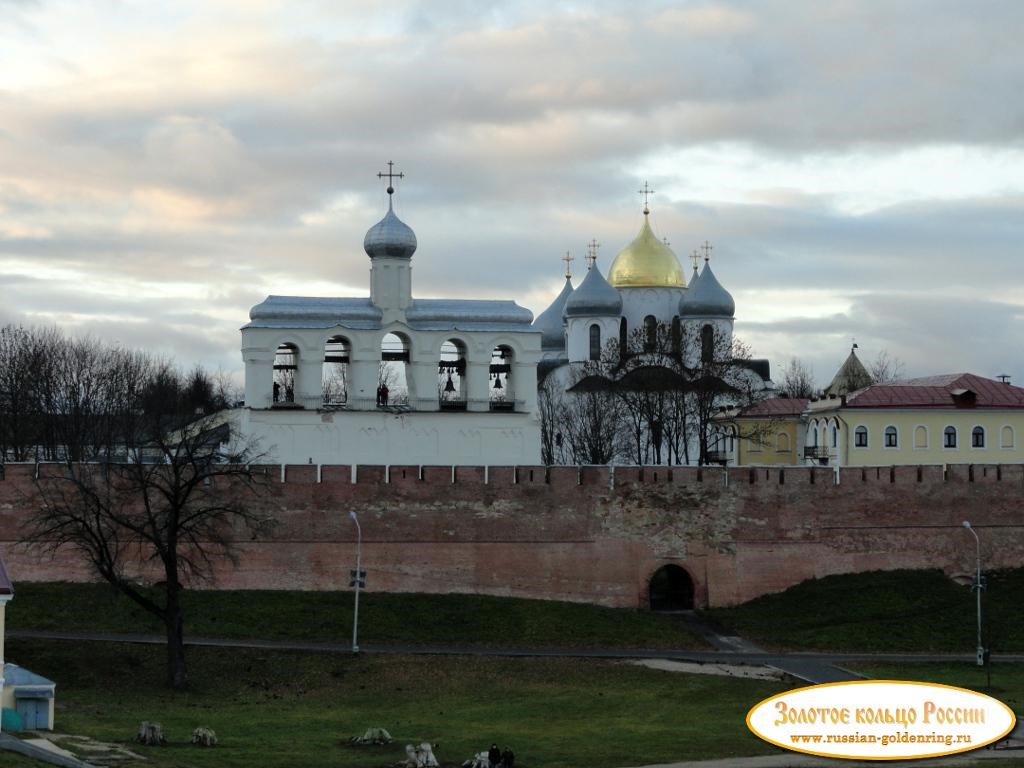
[0,324,234,463]
[0,323,269,690]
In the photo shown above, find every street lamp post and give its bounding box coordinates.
[962,521,984,667]
[350,510,362,654]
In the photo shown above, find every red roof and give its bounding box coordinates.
[846,374,1024,409]
[739,397,810,417]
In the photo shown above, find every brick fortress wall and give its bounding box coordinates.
[0,462,1021,607]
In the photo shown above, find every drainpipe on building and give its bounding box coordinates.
[833,414,851,485]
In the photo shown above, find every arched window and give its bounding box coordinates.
[944,426,957,448]
[776,432,790,452]
[438,339,467,410]
[1002,425,1015,449]
[644,315,657,352]
[379,332,411,406]
[884,426,898,448]
[972,426,985,448]
[490,345,514,411]
[619,317,628,358]
[854,426,868,447]
[914,425,928,449]
[322,336,350,406]
[589,324,601,361]
[701,324,714,364]
[273,343,298,405]
[831,425,838,448]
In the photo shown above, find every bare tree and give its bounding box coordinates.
[537,373,569,465]
[779,357,817,399]
[561,361,626,465]
[0,325,61,461]
[551,321,766,466]
[25,347,271,690]
[869,350,906,384]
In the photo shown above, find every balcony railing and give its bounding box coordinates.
[705,450,730,465]
[803,446,831,462]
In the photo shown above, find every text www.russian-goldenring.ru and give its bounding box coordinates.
[790,732,972,747]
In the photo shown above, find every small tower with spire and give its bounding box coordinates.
[365,161,417,320]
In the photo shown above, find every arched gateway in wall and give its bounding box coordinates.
[648,564,694,611]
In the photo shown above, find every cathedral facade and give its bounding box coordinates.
[533,200,773,465]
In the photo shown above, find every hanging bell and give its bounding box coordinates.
[493,374,503,390]
[444,373,456,393]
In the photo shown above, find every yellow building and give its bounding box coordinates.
[805,373,1024,467]
[714,397,808,465]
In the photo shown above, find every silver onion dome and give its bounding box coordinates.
[564,265,622,318]
[364,198,417,259]
[680,262,734,317]
[533,277,574,350]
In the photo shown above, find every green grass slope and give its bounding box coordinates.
[705,568,1024,653]
[9,639,784,768]
[8,583,706,650]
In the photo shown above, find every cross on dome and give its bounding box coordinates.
[638,181,655,213]
[690,250,701,271]
[562,250,574,279]
[377,160,405,196]
[701,240,713,262]
[586,239,600,269]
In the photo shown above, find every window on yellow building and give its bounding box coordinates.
[884,426,898,448]
[854,426,868,447]
[972,426,985,448]
[1002,426,1015,449]
[776,432,790,452]
[914,425,928,449]
[944,426,957,448]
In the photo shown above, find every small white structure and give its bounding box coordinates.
[3,665,55,731]
[237,166,542,466]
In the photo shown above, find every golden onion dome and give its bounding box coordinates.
[607,211,686,289]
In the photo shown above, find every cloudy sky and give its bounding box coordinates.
[2,0,1023,388]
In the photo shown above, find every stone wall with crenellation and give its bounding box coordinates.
[0,462,1021,607]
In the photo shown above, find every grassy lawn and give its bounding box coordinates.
[8,583,705,650]
[704,568,1024,653]
[851,661,1024,716]
[5,639,785,768]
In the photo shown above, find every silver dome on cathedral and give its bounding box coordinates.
[533,277,574,350]
[564,265,622,318]
[364,197,417,260]
[680,262,734,317]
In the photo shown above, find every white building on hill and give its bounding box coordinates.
[235,166,542,465]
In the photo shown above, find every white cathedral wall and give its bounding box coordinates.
[565,316,619,362]
[618,287,686,332]
[681,316,734,368]
[231,407,542,465]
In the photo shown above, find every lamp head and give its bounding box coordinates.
[350,511,358,520]
[963,520,972,529]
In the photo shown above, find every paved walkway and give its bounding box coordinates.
[674,611,863,684]
[11,628,1017,672]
